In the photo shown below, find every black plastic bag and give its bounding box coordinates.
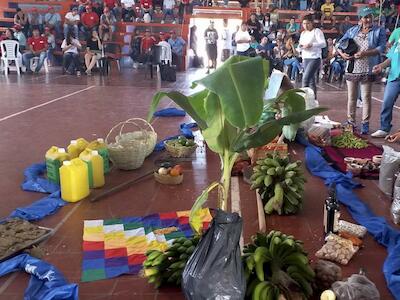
[182,209,246,300]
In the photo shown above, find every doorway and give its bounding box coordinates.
[188,17,243,69]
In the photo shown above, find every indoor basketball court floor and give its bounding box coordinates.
[0,67,398,299]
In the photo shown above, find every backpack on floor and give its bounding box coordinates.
[160,63,176,82]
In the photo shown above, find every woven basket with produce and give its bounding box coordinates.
[165,136,197,158]
[106,118,156,170]
[154,164,183,185]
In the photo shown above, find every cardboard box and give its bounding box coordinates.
[248,142,288,164]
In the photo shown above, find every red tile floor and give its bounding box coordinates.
[0,67,399,299]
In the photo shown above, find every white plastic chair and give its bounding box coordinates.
[30,56,49,73]
[0,40,21,75]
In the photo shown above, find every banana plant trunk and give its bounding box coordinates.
[219,151,240,211]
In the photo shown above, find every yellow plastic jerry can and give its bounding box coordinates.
[45,146,70,184]
[87,138,110,174]
[67,138,89,159]
[79,149,105,188]
[60,158,90,202]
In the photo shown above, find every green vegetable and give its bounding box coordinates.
[332,132,368,149]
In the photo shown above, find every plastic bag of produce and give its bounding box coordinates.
[313,260,342,290]
[391,173,400,224]
[315,234,359,265]
[182,209,245,300]
[331,274,380,300]
[379,146,400,196]
[338,220,367,238]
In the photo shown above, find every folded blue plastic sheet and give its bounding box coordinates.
[21,163,60,194]
[9,191,66,221]
[298,135,400,299]
[8,163,66,221]
[153,108,186,117]
[0,254,78,300]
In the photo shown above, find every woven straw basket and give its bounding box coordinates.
[105,118,156,170]
[164,140,198,158]
[154,172,183,185]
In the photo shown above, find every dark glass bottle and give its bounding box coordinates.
[324,183,340,235]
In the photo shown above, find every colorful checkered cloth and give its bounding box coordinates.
[81,209,212,282]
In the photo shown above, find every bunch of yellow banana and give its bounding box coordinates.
[250,154,307,215]
[142,236,199,288]
[243,231,315,300]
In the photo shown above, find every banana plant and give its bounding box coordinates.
[147,56,327,232]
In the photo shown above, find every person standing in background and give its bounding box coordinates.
[235,22,251,56]
[168,30,186,70]
[221,19,232,61]
[190,25,198,57]
[337,7,386,134]
[371,36,400,137]
[204,20,218,74]
[299,14,326,98]
[231,25,239,55]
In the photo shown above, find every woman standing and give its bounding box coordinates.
[370,36,400,137]
[299,14,326,98]
[337,7,386,134]
[85,30,102,75]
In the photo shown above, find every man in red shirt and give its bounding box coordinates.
[81,5,99,38]
[22,28,48,73]
[141,28,156,54]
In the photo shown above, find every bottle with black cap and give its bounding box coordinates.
[324,183,340,235]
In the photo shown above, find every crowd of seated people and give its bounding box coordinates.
[0,0,398,79]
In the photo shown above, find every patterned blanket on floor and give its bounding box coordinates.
[81,208,211,282]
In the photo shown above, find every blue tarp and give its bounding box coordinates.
[298,135,400,299]
[0,254,78,300]
[8,163,66,221]
[154,122,198,151]
[21,163,60,194]
[153,108,186,117]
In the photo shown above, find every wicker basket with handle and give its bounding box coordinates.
[105,119,150,170]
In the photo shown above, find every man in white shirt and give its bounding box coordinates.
[235,22,251,56]
[221,19,232,61]
[63,7,80,38]
[121,0,136,21]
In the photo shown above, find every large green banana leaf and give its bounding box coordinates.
[195,56,268,129]
[147,90,208,129]
[232,107,328,152]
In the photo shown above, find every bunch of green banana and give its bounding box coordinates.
[250,154,307,215]
[243,231,315,300]
[331,131,368,149]
[142,236,199,288]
